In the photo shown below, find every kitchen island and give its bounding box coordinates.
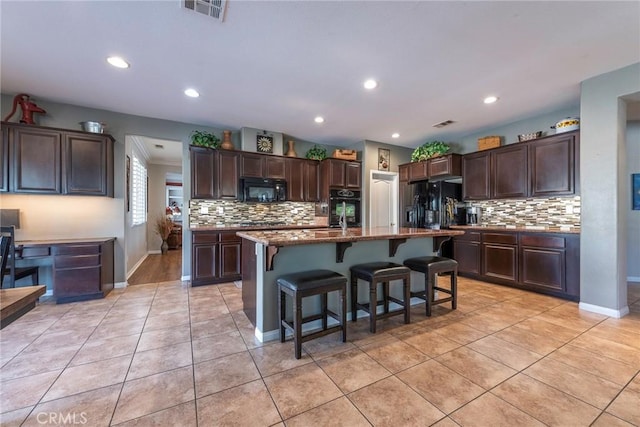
[237,226,464,342]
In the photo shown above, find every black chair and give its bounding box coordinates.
[403,256,458,316]
[1,226,39,289]
[0,233,11,289]
[350,262,411,333]
[277,269,348,359]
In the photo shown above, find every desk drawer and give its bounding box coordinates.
[55,254,100,269]
[53,245,100,256]
[20,246,50,258]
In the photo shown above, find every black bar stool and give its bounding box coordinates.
[403,256,458,316]
[277,269,347,359]
[350,262,411,333]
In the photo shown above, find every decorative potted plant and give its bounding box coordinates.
[411,141,450,162]
[305,145,327,161]
[190,130,221,149]
[154,214,174,254]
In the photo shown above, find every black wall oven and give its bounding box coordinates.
[329,189,361,228]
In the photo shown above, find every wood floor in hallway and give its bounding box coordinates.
[128,249,182,285]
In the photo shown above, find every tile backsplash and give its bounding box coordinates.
[190,199,317,227]
[470,196,581,227]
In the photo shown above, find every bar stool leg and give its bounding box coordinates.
[369,281,377,333]
[382,281,389,314]
[426,273,434,317]
[350,273,358,322]
[294,294,303,359]
[279,286,286,343]
[340,287,347,342]
[403,276,411,324]
[321,292,328,330]
[452,270,458,310]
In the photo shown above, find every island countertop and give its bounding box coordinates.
[236,226,464,247]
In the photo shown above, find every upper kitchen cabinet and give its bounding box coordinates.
[529,131,578,197]
[462,151,490,200]
[1,122,114,196]
[63,132,114,196]
[428,154,462,179]
[190,147,239,200]
[399,163,409,182]
[1,125,9,192]
[217,150,240,199]
[240,152,286,179]
[321,158,361,189]
[408,161,428,182]
[462,130,579,201]
[286,158,320,202]
[492,144,528,199]
[190,146,216,199]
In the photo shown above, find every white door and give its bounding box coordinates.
[369,171,398,228]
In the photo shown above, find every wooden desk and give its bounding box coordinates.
[16,238,115,304]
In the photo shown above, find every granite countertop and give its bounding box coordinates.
[191,223,327,232]
[236,226,464,247]
[449,225,580,234]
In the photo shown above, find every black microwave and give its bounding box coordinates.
[241,177,287,202]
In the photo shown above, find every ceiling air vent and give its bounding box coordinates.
[432,120,456,129]
[184,0,227,21]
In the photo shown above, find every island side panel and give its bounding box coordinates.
[241,239,257,326]
[255,237,436,341]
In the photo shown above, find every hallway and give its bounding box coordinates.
[128,249,182,285]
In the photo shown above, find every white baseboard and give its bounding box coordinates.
[126,254,149,279]
[44,289,53,297]
[628,276,640,283]
[181,275,191,282]
[579,302,630,319]
[114,282,127,289]
[148,250,161,255]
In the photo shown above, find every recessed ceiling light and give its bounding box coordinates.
[484,96,499,104]
[363,79,378,90]
[184,88,200,98]
[106,56,130,69]
[314,116,325,123]
[391,133,400,138]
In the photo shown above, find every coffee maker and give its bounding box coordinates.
[467,206,482,225]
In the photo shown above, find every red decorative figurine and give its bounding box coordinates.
[4,93,46,124]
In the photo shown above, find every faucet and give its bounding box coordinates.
[338,201,347,233]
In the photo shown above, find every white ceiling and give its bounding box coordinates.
[1,1,638,149]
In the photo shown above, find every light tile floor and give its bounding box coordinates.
[1,278,639,426]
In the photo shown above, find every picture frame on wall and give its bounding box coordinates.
[378,148,390,171]
[633,173,640,210]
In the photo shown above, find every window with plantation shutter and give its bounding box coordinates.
[132,154,147,226]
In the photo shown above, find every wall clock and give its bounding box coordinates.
[256,135,274,153]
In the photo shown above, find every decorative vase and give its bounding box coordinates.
[161,240,168,255]
[285,140,297,157]
[221,130,234,150]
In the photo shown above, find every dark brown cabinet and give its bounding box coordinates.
[265,156,286,179]
[240,153,264,178]
[217,150,239,199]
[286,158,320,202]
[452,231,481,274]
[52,239,114,303]
[64,132,113,196]
[1,125,8,192]
[462,131,579,201]
[462,151,490,200]
[481,233,518,282]
[492,145,528,199]
[322,159,361,189]
[428,154,462,178]
[1,122,114,197]
[304,160,319,202]
[192,231,241,286]
[529,132,577,197]
[453,229,580,300]
[399,163,410,182]
[409,161,428,182]
[190,147,216,199]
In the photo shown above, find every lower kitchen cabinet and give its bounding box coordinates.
[453,229,580,300]
[192,231,241,286]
